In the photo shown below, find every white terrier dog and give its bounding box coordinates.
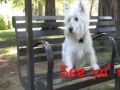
[62,0,99,72]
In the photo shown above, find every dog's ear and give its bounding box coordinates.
[76,0,85,12]
[64,3,70,10]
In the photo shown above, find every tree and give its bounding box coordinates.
[44,0,55,30]
[116,0,120,36]
[116,0,120,66]
[89,0,95,16]
[0,0,6,3]
[12,0,24,8]
[33,0,44,16]
[98,0,116,20]
[45,0,55,16]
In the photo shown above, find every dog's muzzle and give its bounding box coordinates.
[79,38,84,43]
[69,27,73,33]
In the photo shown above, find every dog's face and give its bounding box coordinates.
[64,0,89,40]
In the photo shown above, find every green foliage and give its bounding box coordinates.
[12,0,45,9]
[0,15,8,30]
[32,0,45,16]
[12,0,24,8]
[0,0,4,3]
[0,15,12,30]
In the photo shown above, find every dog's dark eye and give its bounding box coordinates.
[75,17,78,21]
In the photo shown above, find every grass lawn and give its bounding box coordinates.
[0,29,17,62]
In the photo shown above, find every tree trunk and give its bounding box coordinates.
[33,0,43,16]
[44,0,56,30]
[38,0,43,16]
[89,0,95,16]
[45,0,55,16]
[98,0,116,21]
[116,0,120,36]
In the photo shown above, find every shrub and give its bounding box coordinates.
[8,20,12,29]
[0,15,12,30]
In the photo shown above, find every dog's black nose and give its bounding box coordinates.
[69,27,73,32]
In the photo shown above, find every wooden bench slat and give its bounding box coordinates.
[16,29,64,38]
[15,22,64,29]
[18,47,111,65]
[16,26,115,39]
[91,16,112,20]
[18,38,64,46]
[97,27,116,32]
[13,16,113,21]
[15,20,114,29]
[90,21,114,26]
[13,16,64,21]
[19,52,62,65]
[19,47,111,57]
[19,44,62,56]
[19,43,111,56]
[90,27,116,33]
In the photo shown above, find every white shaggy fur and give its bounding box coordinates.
[62,0,99,71]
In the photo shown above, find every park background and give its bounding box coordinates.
[0,0,120,90]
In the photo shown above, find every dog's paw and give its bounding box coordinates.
[92,64,100,70]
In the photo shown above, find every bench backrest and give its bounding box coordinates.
[12,16,116,65]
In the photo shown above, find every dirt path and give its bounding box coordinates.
[0,61,24,90]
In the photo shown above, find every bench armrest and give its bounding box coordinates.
[34,41,54,89]
[93,33,117,71]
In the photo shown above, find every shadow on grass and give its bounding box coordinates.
[0,30,16,48]
[0,30,17,62]
[0,46,17,62]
